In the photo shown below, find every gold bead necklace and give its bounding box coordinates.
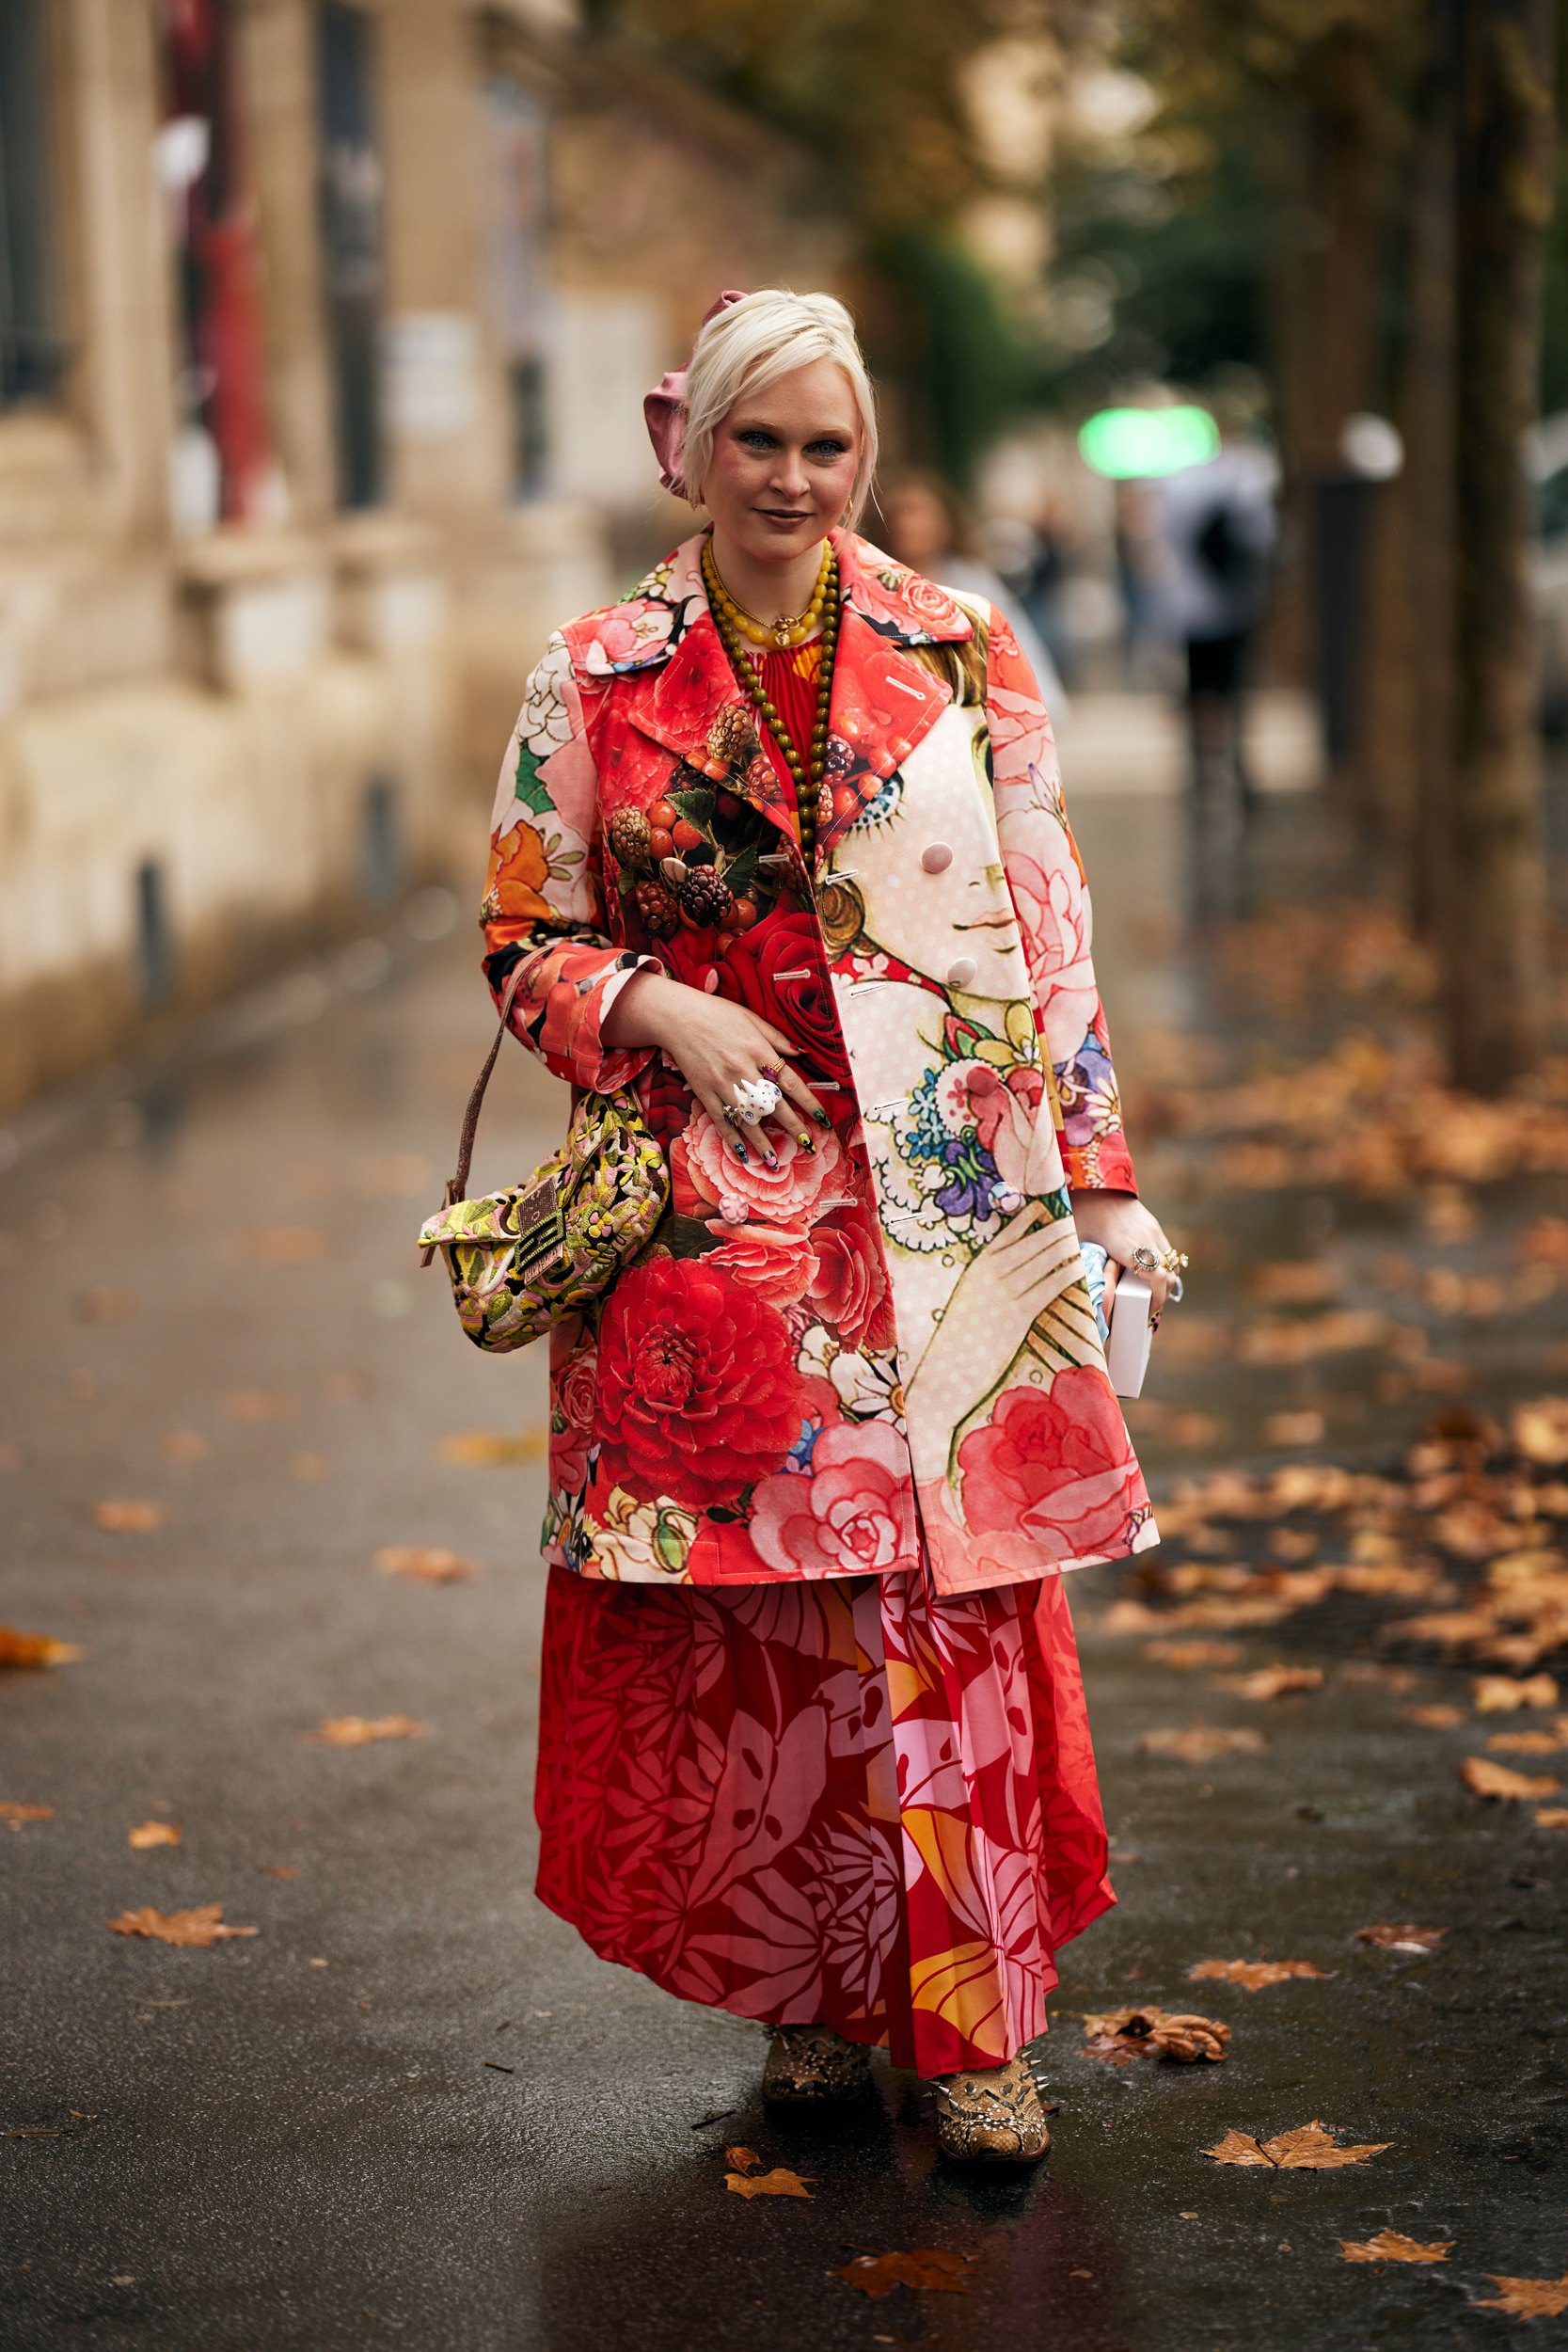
[703,539,839,866]
[703,537,834,650]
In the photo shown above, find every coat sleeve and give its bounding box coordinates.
[479,631,661,1092]
[984,605,1138,1195]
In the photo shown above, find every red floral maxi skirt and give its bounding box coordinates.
[533,1566,1115,2078]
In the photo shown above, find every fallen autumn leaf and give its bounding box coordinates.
[831,2249,974,2298]
[1338,2232,1452,2265]
[1402,1705,1464,1728]
[1188,1960,1328,1990]
[1461,1756,1561,1800]
[373,1547,475,1584]
[1203,2121,1390,2170]
[0,1629,85,1668]
[1144,1639,1244,1669]
[1081,2006,1229,2065]
[0,1803,53,1828]
[1535,1806,1568,1828]
[1354,1923,1446,1953]
[91,1501,165,1533]
[724,2146,761,2173]
[1473,1673,1560,1712]
[306,1715,426,1746]
[127,1821,181,1850]
[1215,1664,1324,1699]
[106,1905,257,1947]
[725,2166,814,2200]
[1139,1726,1269,1763]
[436,1431,548,1467]
[1471,2271,1568,2318]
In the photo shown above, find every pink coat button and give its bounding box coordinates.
[921,842,954,873]
[946,956,977,989]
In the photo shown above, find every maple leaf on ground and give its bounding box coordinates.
[106,1905,257,1947]
[1535,1806,1568,1828]
[832,2249,974,2298]
[0,1629,85,1668]
[91,1500,165,1533]
[724,2146,761,2173]
[0,1803,53,1828]
[1354,1923,1446,1953]
[1461,1756,1560,1801]
[725,2167,814,2200]
[1472,2271,1568,2319]
[306,1715,425,1746]
[1081,2007,1229,2064]
[1189,1959,1327,1990]
[127,1821,181,1850]
[1403,1705,1465,1728]
[1216,1664,1324,1699]
[1474,1673,1560,1712]
[1204,2121,1390,2170]
[1144,1639,1243,1669]
[1338,2232,1452,2265]
[1139,1726,1269,1764]
[373,1547,475,1584]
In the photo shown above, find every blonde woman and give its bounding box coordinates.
[480,289,1180,2163]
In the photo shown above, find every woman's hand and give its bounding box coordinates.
[1070,1188,1182,1316]
[601,969,828,1166]
[903,1202,1084,1430]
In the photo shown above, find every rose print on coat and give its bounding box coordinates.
[750,1421,921,1580]
[958,1367,1144,1559]
[592,1256,804,1510]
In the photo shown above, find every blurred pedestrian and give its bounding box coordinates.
[476,288,1179,2165]
[879,469,1071,723]
[1153,405,1277,805]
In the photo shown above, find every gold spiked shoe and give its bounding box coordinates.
[761,2023,872,2106]
[929,2054,1051,2165]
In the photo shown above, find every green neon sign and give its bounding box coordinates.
[1078,405,1221,479]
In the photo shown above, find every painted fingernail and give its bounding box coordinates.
[812,1108,831,1127]
[764,1151,780,1170]
[732,1141,749,1163]
[797,1132,815,1152]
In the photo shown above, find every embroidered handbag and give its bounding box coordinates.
[418,966,668,1354]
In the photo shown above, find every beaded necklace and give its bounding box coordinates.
[703,538,839,866]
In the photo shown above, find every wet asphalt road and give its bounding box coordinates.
[2,791,1565,2350]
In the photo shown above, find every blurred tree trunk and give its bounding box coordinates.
[1367,0,1459,909]
[1446,0,1556,1090]
[1270,24,1392,751]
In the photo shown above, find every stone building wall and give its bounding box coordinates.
[0,0,847,1113]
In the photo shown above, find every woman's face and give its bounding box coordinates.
[843,744,1022,1001]
[699,360,862,570]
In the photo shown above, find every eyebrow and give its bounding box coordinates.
[729,416,857,440]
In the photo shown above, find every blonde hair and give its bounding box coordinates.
[680,289,879,528]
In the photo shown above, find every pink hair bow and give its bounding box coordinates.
[643,289,748,495]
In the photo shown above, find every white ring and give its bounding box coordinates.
[734,1077,782,1122]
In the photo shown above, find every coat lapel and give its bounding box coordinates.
[599,529,980,864]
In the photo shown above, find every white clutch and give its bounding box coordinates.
[1104,1272,1155,1398]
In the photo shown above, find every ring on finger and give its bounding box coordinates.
[733,1077,782,1122]
[721,1104,745,1130]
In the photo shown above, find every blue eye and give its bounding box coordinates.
[848,772,903,833]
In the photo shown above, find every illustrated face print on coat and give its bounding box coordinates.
[842,725,1024,1005]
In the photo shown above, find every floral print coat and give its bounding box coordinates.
[480,529,1156,1596]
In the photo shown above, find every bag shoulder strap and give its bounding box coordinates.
[450,962,531,1208]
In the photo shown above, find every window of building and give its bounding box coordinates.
[318,2,384,509]
[156,0,277,530]
[0,0,65,407]
[483,78,551,500]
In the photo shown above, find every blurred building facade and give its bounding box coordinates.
[0,0,845,1111]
